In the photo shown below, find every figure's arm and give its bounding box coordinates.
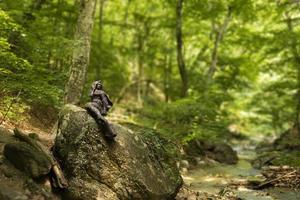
[100,91,113,113]
[89,87,94,100]
[100,92,109,106]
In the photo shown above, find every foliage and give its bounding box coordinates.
[1,0,300,143]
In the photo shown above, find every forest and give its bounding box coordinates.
[1,0,300,200]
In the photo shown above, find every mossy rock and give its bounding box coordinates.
[273,129,300,150]
[183,139,238,165]
[251,152,278,169]
[3,142,52,178]
[54,104,182,200]
[252,151,300,168]
[0,127,61,199]
[271,151,300,167]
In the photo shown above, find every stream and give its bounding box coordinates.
[182,139,300,200]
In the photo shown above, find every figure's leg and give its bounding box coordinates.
[101,119,117,139]
[85,103,104,122]
[85,103,116,139]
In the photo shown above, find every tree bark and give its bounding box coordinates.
[135,18,149,104]
[164,53,172,103]
[285,14,300,127]
[137,32,144,104]
[64,0,97,104]
[121,0,131,40]
[95,0,106,80]
[176,0,188,97]
[206,7,232,81]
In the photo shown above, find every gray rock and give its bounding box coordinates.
[251,152,278,169]
[184,139,238,165]
[3,142,52,178]
[0,128,59,200]
[54,104,182,200]
[206,142,238,165]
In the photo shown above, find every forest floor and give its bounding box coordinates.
[1,112,300,200]
[0,117,55,148]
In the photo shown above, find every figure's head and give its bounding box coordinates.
[92,80,103,90]
[96,82,102,89]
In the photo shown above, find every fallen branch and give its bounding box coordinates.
[250,166,300,189]
[256,170,297,189]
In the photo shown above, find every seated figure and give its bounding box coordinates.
[85,80,116,139]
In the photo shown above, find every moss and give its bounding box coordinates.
[271,151,300,167]
[120,122,180,161]
[55,105,183,199]
[254,151,300,168]
[4,142,52,178]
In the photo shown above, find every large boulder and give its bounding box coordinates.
[54,104,182,200]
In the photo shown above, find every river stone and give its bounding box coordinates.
[206,142,238,165]
[54,104,182,200]
[184,139,238,165]
[3,142,52,178]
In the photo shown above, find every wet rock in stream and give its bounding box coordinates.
[183,139,238,167]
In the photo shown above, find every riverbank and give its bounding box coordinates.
[182,138,300,200]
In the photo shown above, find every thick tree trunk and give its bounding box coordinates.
[64,0,96,104]
[206,7,232,81]
[286,14,300,130]
[176,0,188,97]
[95,0,106,80]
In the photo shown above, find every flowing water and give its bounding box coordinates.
[182,139,300,200]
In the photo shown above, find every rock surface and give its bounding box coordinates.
[0,128,60,200]
[54,104,182,200]
[4,141,52,178]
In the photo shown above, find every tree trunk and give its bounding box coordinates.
[121,0,131,41]
[176,0,188,97]
[206,7,232,82]
[164,53,172,103]
[285,14,300,129]
[135,19,149,104]
[95,0,106,80]
[64,0,97,104]
[137,32,143,104]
